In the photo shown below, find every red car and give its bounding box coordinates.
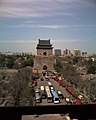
[58,80,66,87]
[34,80,37,86]
[74,98,82,105]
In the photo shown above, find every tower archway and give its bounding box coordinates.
[43,65,47,70]
[43,52,47,56]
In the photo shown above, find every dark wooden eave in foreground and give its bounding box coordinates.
[36,39,53,49]
[0,104,96,120]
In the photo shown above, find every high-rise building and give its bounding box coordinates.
[54,49,61,56]
[82,52,87,57]
[63,49,72,56]
[73,49,81,56]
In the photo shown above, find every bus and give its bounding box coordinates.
[51,90,60,104]
[46,90,53,103]
[48,82,53,88]
[66,86,77,98]
[45,86,53,103]
[45,86,50,92]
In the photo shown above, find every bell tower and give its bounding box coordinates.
[34,39,55,73]
[36,39,53,56]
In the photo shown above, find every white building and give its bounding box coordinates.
[63,49,72,56]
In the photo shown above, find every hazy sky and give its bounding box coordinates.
[0,0,96,54]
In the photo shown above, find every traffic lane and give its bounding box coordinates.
[38,79,74,105]
[37,79,48,87]
[36,99,67,106]
[36,79,67,105]
[35,79,51,106]
[36,98,71,106]
[50,79,75,100]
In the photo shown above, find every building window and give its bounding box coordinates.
[43,52,47,56]
[43,65,47,70]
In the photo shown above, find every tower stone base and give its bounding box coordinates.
[34,55,56,73]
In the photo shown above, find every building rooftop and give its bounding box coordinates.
[38,39,51,45]
[36,39,53,49]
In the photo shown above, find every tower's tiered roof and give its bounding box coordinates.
[36,39,53,49]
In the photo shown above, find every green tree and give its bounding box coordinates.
[72,57,81,65]
[87,60,96,74]
[54,58,63,73]
[6,67,35,106]
[87,65,96,74]
[21,57,34,67]
[0,55,6,67]
[6,56,15,68]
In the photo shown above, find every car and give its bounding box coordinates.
[35,93,42,103]
[40,91,46,99]
[34,80,37,86]
[40,86,45,91]
[35,88,40,93]
[70,99,74,104]
[58,80,66,87]
[65,97,70,102]
[57,90,64,99]
[92,97,96,102]
[50,86,54,90]
[78,95,83,99]
[41,77,44,81]
[45,75,49,81]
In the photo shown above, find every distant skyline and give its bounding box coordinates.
[0,0,96,54]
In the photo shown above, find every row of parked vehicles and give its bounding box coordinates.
[33,70,84,105]
[51,74,83,104]
[35,71,83,104]
[48,82,74,104]
[35,82,64,104]
[35,86,46,103]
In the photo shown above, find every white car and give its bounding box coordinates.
[50,86,54,90]
[57,90,64,99]
[54,99,60,104]
[35,88,40,93]
[40,85,45,91]
[57,90,62,94]
[78,95,83,99]
[65,98,70,102]
[45,76,49,81]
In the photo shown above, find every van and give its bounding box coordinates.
[35,88,40,93]
[40,86,45,91]
[40,91,46,99]
[35,93,41,103]
[57,90,64,99]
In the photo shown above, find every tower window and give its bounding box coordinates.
[43,65,47,70]
[43,52,47,56]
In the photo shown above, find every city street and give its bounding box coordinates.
[35,76,75,106]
